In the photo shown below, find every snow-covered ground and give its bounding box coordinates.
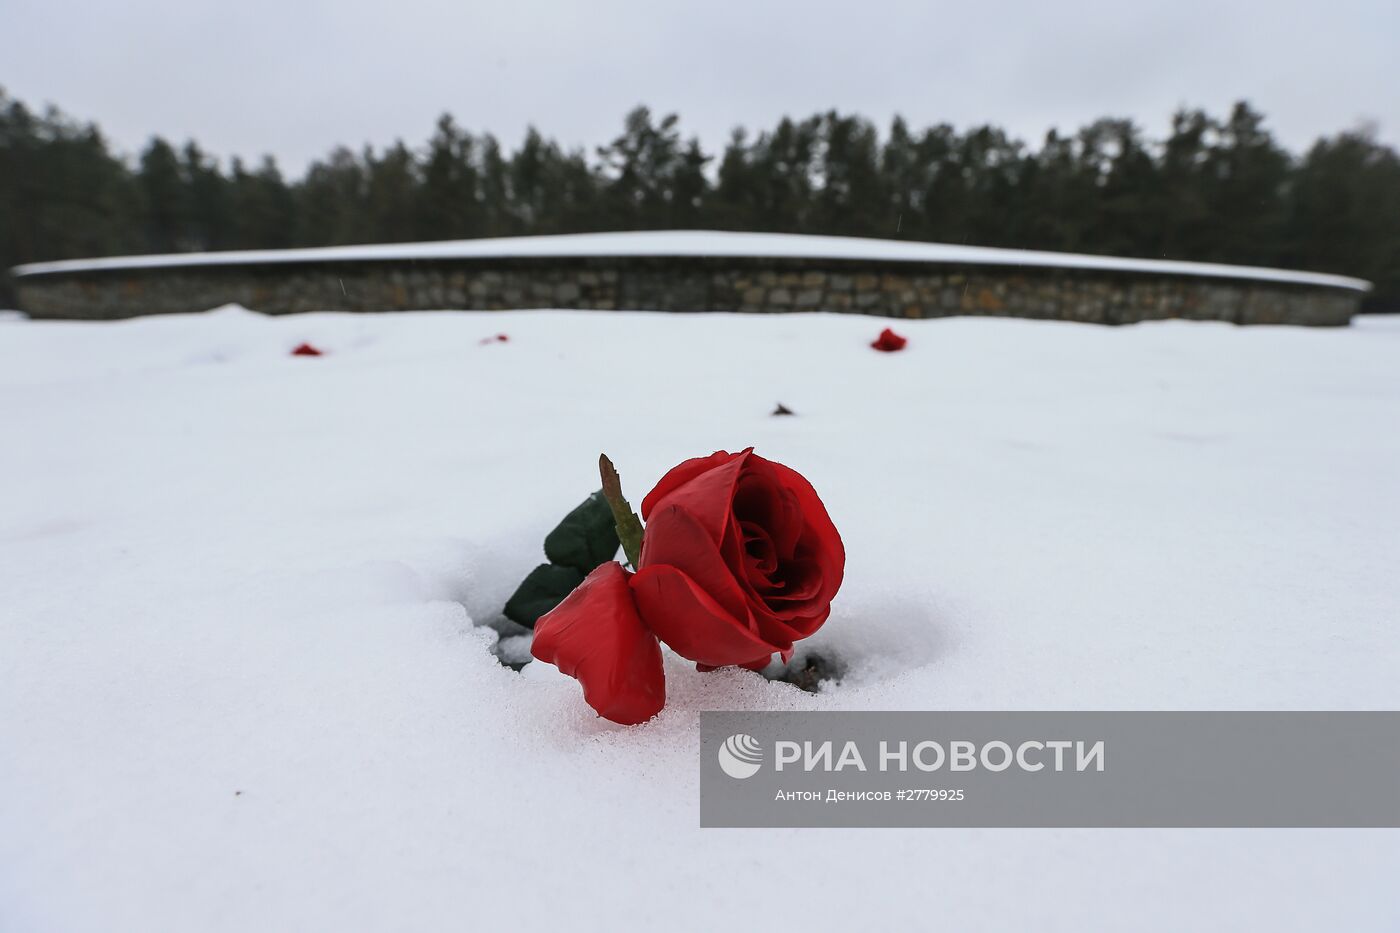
[2,306,1398,931]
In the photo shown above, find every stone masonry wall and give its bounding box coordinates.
[14,256,1361,326]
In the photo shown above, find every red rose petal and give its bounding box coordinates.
[871,328,908,352]
[640,449,742,521]
[630,564,777,669]
[638,448,750,545]
[639,502,753,623]
[531,562,664,726]
[291,343,323,356]
[731,458,804,557]
[762,457,846,608]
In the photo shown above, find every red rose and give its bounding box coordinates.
[871,328,907,352]
[633,449,845,669]
[531,449,845,724]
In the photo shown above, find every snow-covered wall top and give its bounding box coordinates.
[11,230,1372,292]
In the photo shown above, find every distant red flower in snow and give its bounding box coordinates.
[871,328,908,352]
[291,343,323,356]
[479,333,509,345]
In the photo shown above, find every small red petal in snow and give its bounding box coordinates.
[871,328,908,352]
[478,333,510,345]
[291,343,323,356]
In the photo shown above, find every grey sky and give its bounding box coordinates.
[7,0,1398,176]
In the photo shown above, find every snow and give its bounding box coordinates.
[2,306,1398,931]
[11,229,1373,292]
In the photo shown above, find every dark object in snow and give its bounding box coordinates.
[291,342,323,356]
[775,651,845,693]
[479,333,509,345]
[488,626,536,671]
[772,402,795,416]
[871,328,908,352]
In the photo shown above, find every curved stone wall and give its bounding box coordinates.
[11,232,1369,326]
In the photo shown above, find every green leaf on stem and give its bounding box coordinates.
[503,563,587,628]
[543,490,620,572]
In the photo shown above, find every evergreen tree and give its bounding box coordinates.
[508,127,552,232]
[1015,129,1083,250]
[477,135,511,236]
[749,116,822,232]
[812,112,885,236]
[138,138,188,253]
[1287,126,1400,298]
[229,156,295,249]
[959,125,1026,248]
[1158,109,1215,259]
[418,114,481,239]
[596,107,707,229]
[182,141,231,251]
[881,117,924,239]
[1201,102,1291,264]
[916,124,971,244]
[297,146,368,245]
[670,138,711,228]
[364,143,421,242]
[1084,118,1160,257]
[711,129,760,230]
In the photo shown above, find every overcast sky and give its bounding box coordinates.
[7,0,1398,175]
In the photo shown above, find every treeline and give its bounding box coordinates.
[3,88,1398,307]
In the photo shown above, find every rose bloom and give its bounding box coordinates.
[870,327,908,352]
[531,449,845,725]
